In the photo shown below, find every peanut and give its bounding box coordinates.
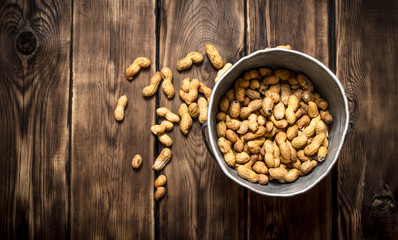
[179,103,192,135]
[297,115,311,129]
[229,100,241,118]
[240,99,262,118]
[153,148,172,171]
[301,160,318,175]
[304,133,326,156]
[218,137,235,167]
[318,146,327,162]
[234,78,250,88]
[320,110,333,124]
[264,90,280,103]
[179,79,200,104]
[217,121,227,137]
[199,82,212,101]
[308,101,319,118]
[160,67,174,99]
[234,138,244,152]
[259,67,272,77]
[237,165,258,183]
[315,98,328,110]
[225,129,238,143]
[302,115,320,138]
[253,161,268,174]
[198,97,208,124]
[269,167,299,183]
[248,114,258,132]
[264,75,280,85]
[243,126,266,141]
[237,120,250,134]
[250,79,260,90]
[126,57,150,80]
[216,112,226,122]
[131,154,142,169]
[177,51,203,71]
[258,174,269,184]
[205,44,223,69]
[297,74,314,92]
[160,120,174,131]
[154,187,166,200]
[235,87,246,102]
[226,119,241,131]
[181,78,190,92]
[236,152,251,164]
[285,95,299,125]
[262,97,274,115]
[243,69,260,80]
[188,103,200,118]
[302,90,315,103]
[273,101,286,120]
[291,134,308,149]
[286,125,298,140]
[154,175,167,188]
[246,88,261,100]
[142,72,162,97]
[269,114,288,129]
[156,107,180,123]
[215,63,233,82]
[114,95,128,121]
[219,97,229,112]
[280,83,292,106]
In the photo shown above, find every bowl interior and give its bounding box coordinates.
[208,49,349,197]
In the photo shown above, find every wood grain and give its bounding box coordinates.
[157,0,246,239]
[246,0,332,239]
[71,0,156,239]
[336,0,398,239]
[0,0,71,238]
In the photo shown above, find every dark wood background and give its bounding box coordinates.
[1,0,397,239]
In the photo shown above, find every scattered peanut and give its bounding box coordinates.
[131,154,142,169]
[154,175,167,188]
[160,67,175,99]
[177,51,203,71]
[205,44,223,69]
[126,57,150,80]
[153,148,172,171]
[156,107,180,123]
[154,187,166,200]
[142,72,162,97]
[114,95,128,121]
[215,63,233,82]
[198,97,208,124]
[179,103,192,135]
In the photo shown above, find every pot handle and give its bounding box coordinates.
[201,122,216,160]
[344,121,354,142]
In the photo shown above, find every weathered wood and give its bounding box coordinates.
[336,0,398,239]
[157,0,246,239]
[0,0,71,238]
[71,0,156,239]
[246,0,332,239]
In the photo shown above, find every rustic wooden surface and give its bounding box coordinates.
[1,0,397,239]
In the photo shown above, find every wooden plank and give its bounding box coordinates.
[158,0,246,239]
[71,0,156,239]
[336,0,398,239]
[0,0,71,238]
[246,0,332,239]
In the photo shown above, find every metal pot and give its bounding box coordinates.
[202,49,352,197]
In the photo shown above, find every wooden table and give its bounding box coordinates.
[1,0,397,239]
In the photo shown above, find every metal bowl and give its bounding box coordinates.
[201,49,351,197]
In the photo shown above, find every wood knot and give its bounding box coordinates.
[16,31,37,55]
[371,195,397,216]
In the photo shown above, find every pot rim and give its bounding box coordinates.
[207,48,350,197]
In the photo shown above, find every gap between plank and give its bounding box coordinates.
[154,0,161,239]
[67,0,74,239]
[243,0,248,239]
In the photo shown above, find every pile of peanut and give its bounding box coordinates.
[216,68,333,184]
